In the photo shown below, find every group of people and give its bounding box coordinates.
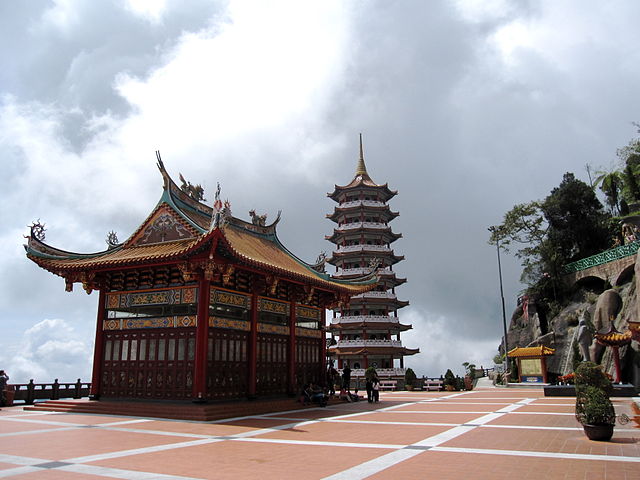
[299,364,386,407]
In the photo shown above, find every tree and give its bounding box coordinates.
[490,173,610,302]
[593,169,623,215]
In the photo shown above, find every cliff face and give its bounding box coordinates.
[503,261,640,384]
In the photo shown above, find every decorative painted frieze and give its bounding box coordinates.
[210,288,251,309]
[103,315,197,330]
[106,287,197,309]
[258,297,290,315]
[296,305,320,320]
[209,316,251,331]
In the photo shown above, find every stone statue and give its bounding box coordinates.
[576,314,592,362]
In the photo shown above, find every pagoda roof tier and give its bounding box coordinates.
[347,294,410,309]
[326,204,399,222]
[328,316,412,332]
[327,249,404,265]
[328,344,419,357]
[326,231,402,247]
[25,155,379,296]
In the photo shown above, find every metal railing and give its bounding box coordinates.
[7,379,91,405]
[563,241,640,273]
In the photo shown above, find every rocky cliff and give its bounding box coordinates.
[503,257,640,385]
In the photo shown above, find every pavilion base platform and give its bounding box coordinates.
[23,396,343,421]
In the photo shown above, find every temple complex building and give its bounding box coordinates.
[24,154,376,402]
[326,137,418,378]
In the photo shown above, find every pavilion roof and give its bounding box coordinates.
[507,346,555,358]
[25,154,378,295]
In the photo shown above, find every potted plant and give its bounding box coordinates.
[404,368,417,391]
[443,369,457,391]
[574,362,616,441]
[462,362,476,390]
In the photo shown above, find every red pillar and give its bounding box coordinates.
[320,308,327,386]
[612,346,622,383]
[192,277,210,401]
[248,292,258,398]
[288,300,296,394]
[89,289,106,400]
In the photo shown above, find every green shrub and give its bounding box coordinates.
[575,386,615,426]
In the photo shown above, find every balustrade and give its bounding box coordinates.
[332,339,402,348]
[331,315,399,324]
[338,200,386,208]
[351,291,397,299]
[336,245,390,253]
[336,222,388,231]
[563,241,640,273]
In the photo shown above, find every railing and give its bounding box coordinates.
[335,245,390,253]
[331,315,399,324]
[334,267,394,276]
[338,368,406,377]
[351,291,397,299]
[8,379,91,405]
[331,339,402,348]
[563,241,640,274]
[338,200,386,208]
[336,222,388,231]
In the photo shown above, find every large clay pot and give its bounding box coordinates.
[582,423,614,441]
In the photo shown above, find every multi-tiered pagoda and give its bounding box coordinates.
[326,136,418,379]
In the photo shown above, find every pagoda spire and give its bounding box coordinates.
[355,133,368,177]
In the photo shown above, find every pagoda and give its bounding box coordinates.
[25,153,376,402]
[326,136,418,379]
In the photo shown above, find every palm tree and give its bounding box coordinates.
[593,169,624,215]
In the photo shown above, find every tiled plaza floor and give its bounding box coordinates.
[0,388,638,479]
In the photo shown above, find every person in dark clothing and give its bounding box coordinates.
[365,377,373,403]
[0,370,9,407]
[342,364,351,392]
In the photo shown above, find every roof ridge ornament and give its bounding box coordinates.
[210,183,230,230]
[30,220,46,241]
[106,231,119,249]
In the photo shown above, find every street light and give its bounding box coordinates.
[488,226,509,384]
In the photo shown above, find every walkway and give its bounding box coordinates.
[0,388,638,479]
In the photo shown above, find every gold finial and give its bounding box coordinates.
[355,133,368,176]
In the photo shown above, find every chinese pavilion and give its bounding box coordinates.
[25,154,376,402]
[326,136,418,375]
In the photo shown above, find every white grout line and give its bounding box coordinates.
[433,446,640,463]
[321,449,424,480]
[65,438,222,463]
[234,437,404,449]
[0,426,79,437]
[60,463,208,480]
[0,466,43,478]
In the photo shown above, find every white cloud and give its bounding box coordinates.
[1,319,92,384]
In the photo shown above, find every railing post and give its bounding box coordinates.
[52,379,60,400]
[26,379,35,405]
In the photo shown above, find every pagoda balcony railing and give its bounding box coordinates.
[338,368,406,377]
[562,240,640,274]
[335,245,391,253]
[338,200,387,208]
[335,267,394,276]
[336,222,388,231]
[332,339,403,348]
[331,315,399,324]
[351,291,397,299]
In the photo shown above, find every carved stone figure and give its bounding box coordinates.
[576,314,592,362]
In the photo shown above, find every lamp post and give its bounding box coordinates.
[488,226,509,384]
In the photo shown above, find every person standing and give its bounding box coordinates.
[0,370,9,407]
[365,376,373,403]
[342,364,351,392]
[372,376,380,403]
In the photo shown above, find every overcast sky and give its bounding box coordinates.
[1,0,640,383]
